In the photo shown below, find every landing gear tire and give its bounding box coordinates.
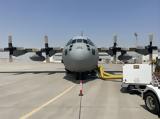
[91,70,97,76]
[144,92,160,115]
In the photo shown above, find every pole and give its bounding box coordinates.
[134,33,138,63]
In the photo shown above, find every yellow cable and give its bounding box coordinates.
[98,65,123,79]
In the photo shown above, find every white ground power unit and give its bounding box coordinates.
[122,64,152,90]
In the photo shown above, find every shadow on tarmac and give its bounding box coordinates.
[63,73,98,84]
[140,105,159,117]
[120,87,141,96]
[0,71,65,75]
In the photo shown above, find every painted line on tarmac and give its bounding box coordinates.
[19,84,75,119]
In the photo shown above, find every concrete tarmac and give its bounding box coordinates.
[0,62,158,119]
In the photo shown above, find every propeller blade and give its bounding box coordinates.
[44,35,50,62]
[113,34,117,47]
[9,54,13,62]
[8,35,13,62]
[109,34,121,63]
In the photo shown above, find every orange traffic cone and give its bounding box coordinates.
[79,80,83,96]
[79,89,83,96]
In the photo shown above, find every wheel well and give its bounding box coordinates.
[144,90,155,99]
[144,90,160,105]
[143,90,160,115]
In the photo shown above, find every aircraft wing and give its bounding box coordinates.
[40,47,63,56]
[2,47,38,56]
[98,47,109,52]
[98,47,132,61]
[0,48,5,52]
[98,33,158,59]
[28,47,63,61]
[98,47,121,56]
[1,46,63,61]
[97,36,122,56]
[0,35,63,62]
[129,46,158,55]
[129,47,148,55]
[12,47,62,59]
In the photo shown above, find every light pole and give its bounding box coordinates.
[134,32,138,48]
[134,32,138,63]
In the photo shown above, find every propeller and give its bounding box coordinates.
[4,35,16,62]
[44,35,50,62]
[107,35,121,63]
[30,35,62,62]
[130,33,158,63]
[146,34,157,62]
[30,35,52,62]
[41,35,53,62]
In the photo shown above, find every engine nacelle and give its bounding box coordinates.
[107,49,114,56]
[30,54,45,61]
[118,54,132,61]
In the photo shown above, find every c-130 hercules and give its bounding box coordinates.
[0,34,158,79]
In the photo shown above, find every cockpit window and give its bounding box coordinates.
[83,39,88,44]
[77,39,82,43]
[87,39,95,46]
[66,39,72,46]
[66,38,95,46]
[72,40,76,44]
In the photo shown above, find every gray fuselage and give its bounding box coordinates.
[62,36,99,72]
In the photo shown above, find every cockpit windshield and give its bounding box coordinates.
[77,39,82,43]
[66,38,95,46]
[66,39,72,46]
[87,39,94,46]
[72,40,76,44]
[83,39,88,44]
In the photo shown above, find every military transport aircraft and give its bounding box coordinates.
[0,34,158,79]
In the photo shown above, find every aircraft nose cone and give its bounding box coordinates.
[70,49,89,61]
[63,43,98,72]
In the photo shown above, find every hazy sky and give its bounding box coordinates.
[0,0,159,48]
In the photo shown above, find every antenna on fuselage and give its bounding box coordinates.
[80,31,84,36]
